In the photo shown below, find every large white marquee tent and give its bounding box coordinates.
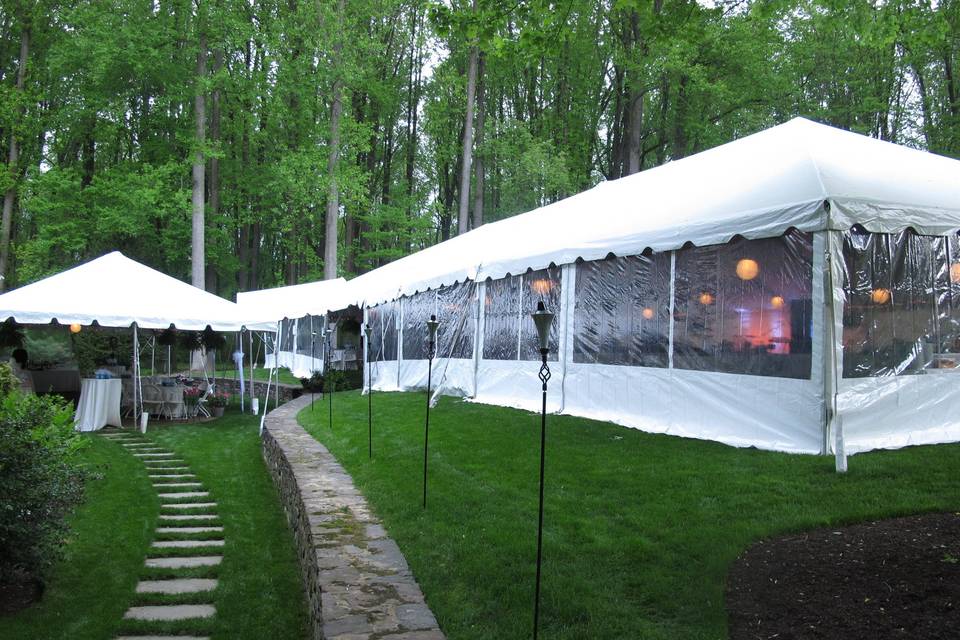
[263,118,960,456]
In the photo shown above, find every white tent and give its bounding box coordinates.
[236,277,348,377]
[0,251,274,331]
[0,251,276,425]
[315,118,960,458]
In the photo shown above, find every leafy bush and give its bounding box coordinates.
[299,369,364,393]
[0,364,86,586]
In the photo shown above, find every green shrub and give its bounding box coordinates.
[0,371,86,586]
[299,369,363,393]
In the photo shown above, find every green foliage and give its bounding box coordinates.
[0,0,957,290]
[71,328,131,375]
[0,385,86,586]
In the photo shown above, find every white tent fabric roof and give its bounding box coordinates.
[235,277,349,322]
[346,118,960,306]
[0,251,274,331]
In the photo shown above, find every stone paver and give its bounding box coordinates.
[133,452,175,457]
[158,491,210,499]
[135,578,218,594]
[145,555,222,569]
[123,604,216,621]
[263,395,445,639]
[149,474,196,479]
[161,502,217,510]
[152,482,203,488]
[156,526,223,534]
[151,539,225,548]
[158,514,218,522]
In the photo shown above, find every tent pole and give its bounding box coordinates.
[249,330,255,413]
[260,321,280,434]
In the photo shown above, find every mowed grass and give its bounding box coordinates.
[299,389,960,640]
[217,366,302,386]
[126,409,309,639]
[3,436,157,639]
[4,409,309,640]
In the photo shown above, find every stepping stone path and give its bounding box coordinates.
[99,429,223,639]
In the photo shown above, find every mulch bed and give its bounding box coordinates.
[0,578,43,616]
[726,512,960,640]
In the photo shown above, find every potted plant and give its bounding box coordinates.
[183,386,202,415]
[208,390,230,418]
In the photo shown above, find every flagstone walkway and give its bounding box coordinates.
[99,429,222,640]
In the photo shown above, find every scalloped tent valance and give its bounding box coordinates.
[0,251,275,332]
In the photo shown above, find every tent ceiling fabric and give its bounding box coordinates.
[343,118,960,307]
[0,251,274,331]
[235,277,348,322]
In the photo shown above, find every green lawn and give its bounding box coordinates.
[216,366,302,386]
[299,390,960,640]
[5,410,309,640]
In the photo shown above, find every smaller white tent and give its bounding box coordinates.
[0,251,274,331]
[236,278,349,377]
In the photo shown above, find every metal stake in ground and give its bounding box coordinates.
[326,321,336,428]
[311,318,317,412]
[422,314,440,509]
[364,323,374,459]
[531,300,554,640]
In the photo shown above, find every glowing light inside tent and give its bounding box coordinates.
[770,295,785,309]
[69,323,82,334]
[871,288,891,304]
[699,292,714,306]
[642,307,655,320]
[530,279,553,296]
[735,258,759,281]
[951,263,960,284]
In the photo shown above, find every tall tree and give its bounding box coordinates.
[192,18,207,289]
[0,8,29,291]
[325,0,346,280]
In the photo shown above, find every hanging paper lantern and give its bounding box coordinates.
[69,323,82,334]
[736,258,759,281]
[950,263,960,284]
[530,279,553,296]
[871,288,891,304]
[642,307,655,320]
[770,296,785,309]
[698,292,714,306]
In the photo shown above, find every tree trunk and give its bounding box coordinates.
[0,24,29,292]
[471,52,486,229]
[457,33,479,235]
[325,0,346,280]
[192,31,207,289]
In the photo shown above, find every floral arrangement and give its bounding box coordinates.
[183,386,202,405]
[208,391,231,408]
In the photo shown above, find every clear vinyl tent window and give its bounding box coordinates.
[401,290,436,360]
[573,253,670,367]
[673,230,814,379]
[482,276,521,360]
[437,282,477,359]
[280,318,295,352]
[295,315,317,356]
[368,301,398,362]
[841,229,960,378]
[520,267,562,361]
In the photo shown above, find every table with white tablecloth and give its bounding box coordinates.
[74,378,123,432]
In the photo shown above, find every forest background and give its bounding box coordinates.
[0,0,957,297]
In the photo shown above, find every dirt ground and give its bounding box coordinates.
[726,512,960,640]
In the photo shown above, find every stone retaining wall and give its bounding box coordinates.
[261,395,444,640]
[215,377,300,404]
